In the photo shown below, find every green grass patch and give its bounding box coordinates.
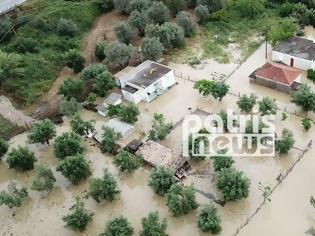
[0,0,101,105]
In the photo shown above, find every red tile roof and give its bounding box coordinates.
[255,62,302,86]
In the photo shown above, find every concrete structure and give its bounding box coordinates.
[0,0,27,15]
[250,62,302,94]
[272,37,315,70]
[116,60,176,104]
[97,92,122,117]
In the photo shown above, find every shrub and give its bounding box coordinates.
[302,118,313,131]
[31,165,56,194]
[0,181,28,208]
[53,132,84,159]
[141,37,164,61]
[28,119,56,145]
[97,0,114,12]
[140,212,167,236]
[148,113,173,141]
[148,166,174,196]
[258,97,277,116]
[0,138,9,159]
[195,5,210,25]
[176,11,196,37]
[93,70,115,97]
[166,184,198,217]
[100,216,134,236]
[275,128,295,154]
[57,155,91,184]
[307,69,315,82]
[64,49,86,73]
[0,18,14,42]
[89,168,120,203]
[12,37,39,53]
[63,198,93,231]
[235,0,266,18]
[0,50,24,85]
[80,63,108,80]
[57,18,78,37]
[113,150,142,173]
[197,204,222,234]
[70,113,95,136]
[95,41,108,60]
[237,94,257,113]
[58,78,84,101]
[212,155,234,173]
[100,126,122,153]
[216,167,250,201]
[59,97,82,116]
[114,22,134,44]
[6,146,36,171]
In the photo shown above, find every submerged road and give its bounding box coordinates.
[0,0,27,15]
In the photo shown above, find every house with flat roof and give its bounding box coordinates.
[116,60,176,104]
[250,62,302,93]
[272,37,315,70]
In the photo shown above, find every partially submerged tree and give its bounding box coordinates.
[212,155,234,173]
[54,132,84,159]
[100,216,134,236]
[148,113,173,141]
[141,37,164,61]
[59,97,82,117]
[63,198,93,231]
[28,119,56,145]
[194,79,229,101]
[197,204,222,234]
[57,155,91,185]
[58,78,84,101]
[31,165,56,194]
[194,79,212,96]
[0,138,9,160]
[93,71,115,97]
[275,128,295,154]
[64,49,85,73]
[100,126,122,153]
[258,97,277,116]
[302,118,313,132]
[237,94,257,113]
[70,113,95,136]
[291,84,315,113]
[176,11,196,37]
[89,168,120,203]
[6,146,36,171]
[113,150,142,173]
[117,103,140,124]
[268,18,298,46]
[140,212,168,236]
[0,181,28,208]
[216,167,250,201]
[148,166,174,196]
[166,184,198,217]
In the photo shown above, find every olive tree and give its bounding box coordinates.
[176,11,196,37]
[275,128,295,154]
[195,5,209,25]
[6,146,36,171]
[70,113,95,136]
[117,103,140,124]
[197,204,222,234]
[302,118,313,132]
[148,113,173,141]
[100,216,134,236]
[291,84,315,113]
[128,10,147,36]
[95,41,108,60]
[212,155,234,173]
[197,0,224,12]
[100,126,122,153]
[258,97,277,116]
[159,22,185,49]
[63,198,93,231]
[113,150,142,173]
[59,97,82,116]
[128,0,150,12]
[57,18,78,37]
[140,212,168,236]
[0,138,9,160]
[237,94,257,113]
[31,165,56,194]
[166,0,187,16]
[53,132,84,159]
[114,22,134,44]
[216,167,250,201]
[113,0,130,14]
[93,70,115,97]
[89,168,120,203]
[105,41,134,68]
[64,49,86,73]
[80,63,108,80]
[28,119,56,145]
[146,1,171,25]
[57,155,91,185]
[0,181,28,208]
[58,78,84,101]
[166,184,198,217]
[148,166,174,196]
[141,37,164,61]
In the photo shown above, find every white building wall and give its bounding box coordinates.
[272,51,314,70]
[159,70,176,89]
[121,90,142,104]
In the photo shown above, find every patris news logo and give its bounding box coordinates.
[183,110,276,157]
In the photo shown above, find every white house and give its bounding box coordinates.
[272,37,315,71]
[116,60,176,104]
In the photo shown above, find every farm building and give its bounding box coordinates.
[97,92,122,117]
[272,37,315,70]
[250,62,302,93]
[116,60,176,104]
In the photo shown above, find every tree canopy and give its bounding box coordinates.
[259,97,277,116]
[0,138,9,160]
[31,164,56,194]
[100,216,134,236]
[6,146,36,171]
[54,132,84,159]
[237,94,257,113]
[100,126,122,153]
[113,150,142,173]
[148,113,173,141]
[197,204,222,234]
[148,166,174,196]
[70,113,95,136]
[28,119,56,145]
[275,128,295,154]
[291,84,315,113]
[0,181,28,208]
[140,212,168,236]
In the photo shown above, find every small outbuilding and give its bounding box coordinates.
[272,37,315,70]
[250,62,302,93]
[116,60,176,104]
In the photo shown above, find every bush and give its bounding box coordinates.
[302,118,313,131]
[6,146,36,171]
[31,165,56,194]
[0,138,9,159]
[28,119,56,145]
[140,212,168,236]
[105,41,133,68]
[307,69,315,82]
[114,22,134,44]
[141,37,164,61]
[100,216,134,236]
[195,5,210,25]
[57,155,91,184]
[166,184,198,217]
[63,198,93,231]
[0,50,24,86]
[216,167,250,201]
[0,181,28,208]
[59,97,82,116]
[100,126,122,153]
[197,204,222,234]
[54,132,84,159]
[176,11,196,37]
[148,166,174,196]
[212,155,234,173]
[95,41,108,60]
[275,128,295,154]
[12,37,39,53]
[93,70,115,97]
[64,49,86,73]
[89,168,120,203]
[235,0,266,18]
[258,97,277,116]
[70,113,95,136]
[57,18,78,37]
[148,113,173,141]
[113,150,142,173]
[80,63,108,80]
